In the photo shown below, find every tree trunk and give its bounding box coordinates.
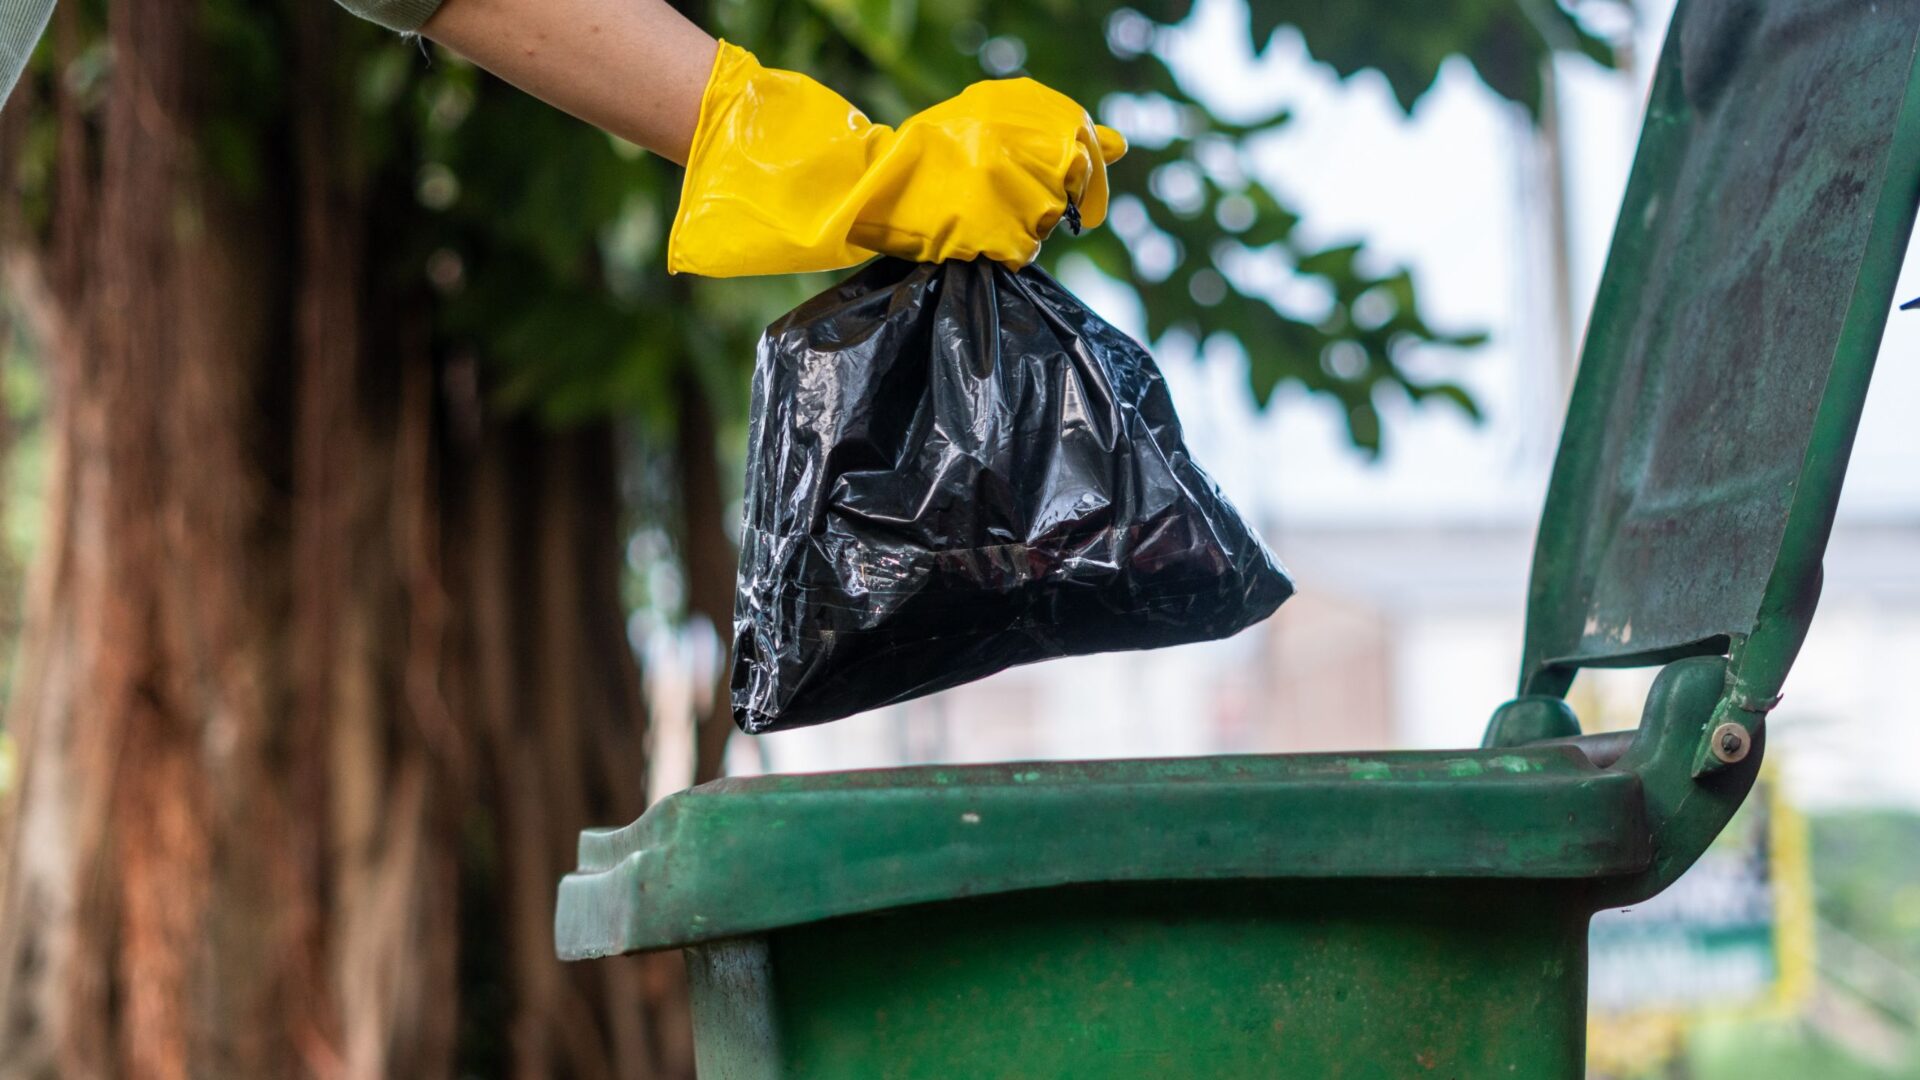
[0,3,689,1076]
[675,371,735,785]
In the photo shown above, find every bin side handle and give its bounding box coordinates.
[1595,656,1758,910]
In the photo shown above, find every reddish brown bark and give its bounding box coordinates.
[675,370,736,785]
[0,3,689,1077]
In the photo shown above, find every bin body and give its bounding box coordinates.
[558,665,1744,1079]
[687,883,1589,1080]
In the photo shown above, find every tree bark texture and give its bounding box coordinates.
[673,370,734,786]
[0,3,689,1077]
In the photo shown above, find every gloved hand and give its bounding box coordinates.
[667,41,1127,277]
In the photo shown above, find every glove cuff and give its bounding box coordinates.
[668,42,889,277]
[666,40,755,276]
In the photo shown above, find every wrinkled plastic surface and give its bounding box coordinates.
[731,258,1293,733]
[668,41,1126,278]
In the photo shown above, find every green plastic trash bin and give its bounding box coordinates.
[557,1,1920,1075]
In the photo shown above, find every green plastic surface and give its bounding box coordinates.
[557,747,1647,959]
[1520,0,1920,696]
[686,884,1589,1080]
[560,655,1740,1080]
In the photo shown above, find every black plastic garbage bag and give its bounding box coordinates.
[731,258,1293,733]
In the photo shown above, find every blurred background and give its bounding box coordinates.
[1,0,1917,1076]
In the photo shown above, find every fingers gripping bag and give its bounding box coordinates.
[731,257,1294,733]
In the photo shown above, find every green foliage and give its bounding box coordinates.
[701,0,1607,449]
[11,0,1622,454]
[1258,0,1618,114]
[386,0,1618,451]
[1810,812,1920,986]
[1686,1018,1920,1080]
[0,285,48,721]
[1673,813,1920,1080]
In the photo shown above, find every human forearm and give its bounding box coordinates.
[418,0,714,165]
[331,0,1121,278]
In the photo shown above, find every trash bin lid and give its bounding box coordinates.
[1521,0,1920,693]
[556,747,1647,958]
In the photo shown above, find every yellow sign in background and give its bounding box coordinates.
[1586,771,1816,1076]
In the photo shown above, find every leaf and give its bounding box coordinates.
[1248,0,1617,116]
[1348,400,1383,453]
[251,0,1524,457]
[1294,242,1365,279]
[1408,381,1485,422]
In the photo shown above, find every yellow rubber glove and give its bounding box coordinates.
[667,41,1127,277]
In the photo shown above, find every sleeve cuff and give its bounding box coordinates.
[332,0,446,34]
[0,0,55,109]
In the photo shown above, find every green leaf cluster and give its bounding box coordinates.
[700,0,1614,449]
[10,0,1625,453]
